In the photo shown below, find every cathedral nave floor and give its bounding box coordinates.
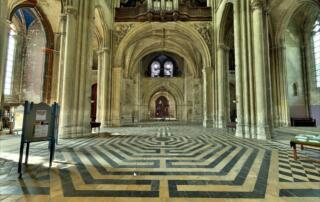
[0,125,319,202]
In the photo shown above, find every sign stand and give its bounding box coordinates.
[18,101,60,178]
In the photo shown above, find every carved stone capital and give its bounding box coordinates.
[64,6,78,16]
[97,47,110,54]
[251,0,265,11]
[193,22,212,52]
[113,23,135,52]
[217,43,230,51]
[202,66,213,74]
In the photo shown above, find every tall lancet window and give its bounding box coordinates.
[164,61,173,77]
[4,29,17,95]
[313,17,320,88]
[151,61,161,77]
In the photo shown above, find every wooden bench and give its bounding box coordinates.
[290,134,320,161]
[226,122,236,132]
[90,122,101,134]
[291,118,316,127]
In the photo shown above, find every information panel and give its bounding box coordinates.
[18,101,60,178]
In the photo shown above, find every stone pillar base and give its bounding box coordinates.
[203,119,214,128]
[281,120,290,127]
[256,125,271,140]
[235,124,244,138]
[101,121,111,128]
[217,120,226,129]
[59,125,91,139]
[243,125,252,139]
[111,119,121,127]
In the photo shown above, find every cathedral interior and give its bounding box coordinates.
[0,0,320,201]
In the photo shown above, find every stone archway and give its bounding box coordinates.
[149,91,177,120]
[8,2,55,104]
[111,22,211,126]
[155,97,169,118]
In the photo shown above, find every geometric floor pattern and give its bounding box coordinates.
[0,125,319,201]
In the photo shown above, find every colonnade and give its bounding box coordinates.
[2,0,309,141]
[35,0,273,140]
[215,0,272,139]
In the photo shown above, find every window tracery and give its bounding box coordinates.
[148,54,179,78]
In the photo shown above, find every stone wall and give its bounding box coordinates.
[285,22,320,126]
[285,28,308,118]
[120,75,203,124]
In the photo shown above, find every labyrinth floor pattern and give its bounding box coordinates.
[0,126,319,201]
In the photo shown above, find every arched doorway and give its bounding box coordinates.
[113,22,211,126]
[149,90,177,120]
[91,83,97,122]
[155,96,169,118]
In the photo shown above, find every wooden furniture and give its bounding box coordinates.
[291,118,316,127]
[8,121,14,135]
[226,122,236,132]
[90,122,101,134]
[290,134,320,161]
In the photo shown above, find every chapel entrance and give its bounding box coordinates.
[155,96,169,118]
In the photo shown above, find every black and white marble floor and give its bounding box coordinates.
[0,125,319,201]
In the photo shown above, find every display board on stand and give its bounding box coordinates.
[18,101,60,178]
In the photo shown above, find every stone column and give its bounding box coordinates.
[217,44,228,128]
[59,1,95,138]
[161,0,165,10]
[147,0,153,10]
[252,0,270,140]
[234,0,244,138]
[173,0,179,10]
[202,67,214,127]
[271,45,290,127]
[241,0,252,138]
[56,14,67,104]
[301,35,311,118]
[279,45,290,126]
[0,0,9,107]
[97,47,112,127]
[111,67,122,127]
